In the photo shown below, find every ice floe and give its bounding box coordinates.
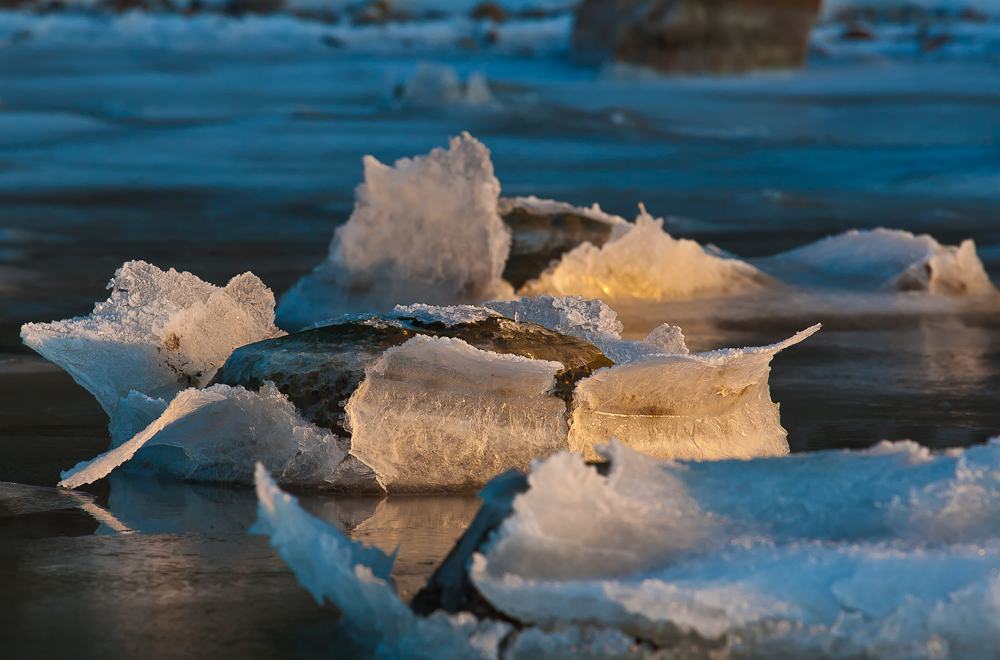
[20,260,284,416]
[251,438,1000,659]
[753,228,996,296]
[276,132,514,329]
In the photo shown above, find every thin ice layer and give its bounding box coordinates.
[754,228,998,296]
[520,207,768,302]
[59,383,349,489]
[484,295,688,363]
[567,325,820,461]
[21,260,283,416]
[276,133,513,329]
[498,196,628,228]
[472,440,1000,654]
[252,464,514,660]
[346,335,569,491]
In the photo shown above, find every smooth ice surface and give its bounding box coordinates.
[754,228,998,296]
[21,260,283,416]
[567,325,820,461]
[59,383,349,489]
[520,207,769,302]
[276,133,514,329]
[472,439,1000,655]
[346,335,568,491]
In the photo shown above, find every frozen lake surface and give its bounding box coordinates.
[1,10,1000,658]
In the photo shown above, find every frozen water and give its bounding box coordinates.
[252,463,516,660]
[754,228,998,297]
[346,335,569,491]
[567,325,820,461]
[483,295,688,363]
[21,260,284,416]
[277,133,514,329]
[520,206,770,302]
[470,439,1000,654]
[59,383,349,489]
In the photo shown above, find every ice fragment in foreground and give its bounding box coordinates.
[59,383,347,489]
[470,439,1000,654]
[277,133,514,329]
[21,260,284,416]
[568,324,820,461]
[520,205,769,301]
[345,335,569,491]
[754,228,998,296]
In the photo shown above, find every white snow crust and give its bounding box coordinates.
[276,133,514,329]
[59,383,348,489]
[755,228,998,296]
[520,206,769,302]
[21,260,284,416]
[568,325,820,462]
[345,335,568,491]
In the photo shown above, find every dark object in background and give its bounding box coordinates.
[225,0,283,14]
[470,1,508,22]
[572,0,822,74]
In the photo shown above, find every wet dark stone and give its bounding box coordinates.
[500,202,618,289]
[211,315,614,435]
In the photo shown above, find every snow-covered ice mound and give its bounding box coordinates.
[253,438,1000,659]
[520,205,771,302]
[20,260,284,416]
[276,133,514,330]
[754,228,997,296]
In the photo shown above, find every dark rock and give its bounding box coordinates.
[470,1,507,22]
[572,0,822,74]
[410,469,528,620]
[225,0,283,14]
[352,0,411,25]
[500,199,619,289]
[960,7,989,23]
[211,314,614,435]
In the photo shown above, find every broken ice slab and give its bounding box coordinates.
[212,306,614,434]
[753,228,998,296]
[568,324,821,462]
[255,439,1000,658]
[20,260,284,417]
[275,133,514,330]
[520,206,772,302]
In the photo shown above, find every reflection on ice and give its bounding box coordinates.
[254,439,1000,659]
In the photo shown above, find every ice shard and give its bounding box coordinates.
[520,205,769,302]
[21,260,284,417]
[345,335,570,491]
[568,324,821,461]
[276,133,514,329]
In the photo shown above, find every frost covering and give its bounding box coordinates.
[568,325,820,461]
[471,439,1000,656]
[754,228,997,296]
[484,295,689,363]
[277,133,513,329]
[520,206,768,301]
[21,260,283,416]
[346,335,569,491]
[59,383,347,489]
